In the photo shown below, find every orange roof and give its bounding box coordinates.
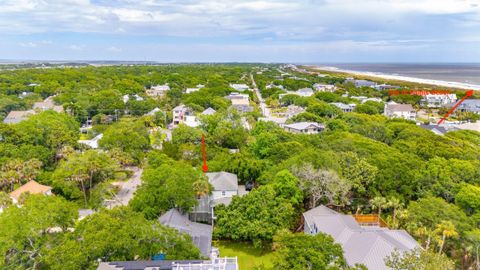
[9,180,52,201]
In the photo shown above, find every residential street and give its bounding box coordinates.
[250,73,270,117]
[106,167,143,208]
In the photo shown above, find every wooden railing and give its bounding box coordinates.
[353,214,388,228]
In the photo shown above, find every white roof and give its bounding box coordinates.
[283,122,324,131]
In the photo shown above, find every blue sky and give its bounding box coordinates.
[0,0,479,62]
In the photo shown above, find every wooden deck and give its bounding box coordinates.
[353,214,388,228]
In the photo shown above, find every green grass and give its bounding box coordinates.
[215,241,274,270]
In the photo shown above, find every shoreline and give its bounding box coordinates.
[311,65,480,90]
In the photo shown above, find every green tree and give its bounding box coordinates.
[271,230,349,270]
[0,195,78,269]
[455,183,480,215]
[52,150,119,206]
[385,248,455,270]
[43,207,201,270]
[99,119,150,164]
[129,161,205,219]
[214,185,296,248]
[272,170,303,206]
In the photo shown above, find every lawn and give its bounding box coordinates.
[214,240,274,270]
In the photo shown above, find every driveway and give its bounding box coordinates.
[106,167,143,209]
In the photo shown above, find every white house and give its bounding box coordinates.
[229,84,250,92]
[313,83,336,92]
[225,93,252,113]
[172,104,193,126]
[384,102,416,120]
[421,94,457,108]
[283,122,325,134]
[330,102,356,113]
[190,172,245,223]
[184,115,200,128]
[279,88,314,100]
[146,84,170,98]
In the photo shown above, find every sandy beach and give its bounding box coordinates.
[313,66,480,91]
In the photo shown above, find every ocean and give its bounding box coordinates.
[320,63,480,85]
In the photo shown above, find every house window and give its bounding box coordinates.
[222,191,226,196]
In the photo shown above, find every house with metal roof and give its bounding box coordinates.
[458,99,480,114]
[97,257,238,270]
[283,122,325,134]
[159,209,213,258]
[190,172,245,223]
[303,205,420,270]
[419,124,458,136]
[201,107,217,115]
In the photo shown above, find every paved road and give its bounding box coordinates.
[250,73,270,117]
[106,167,143,208]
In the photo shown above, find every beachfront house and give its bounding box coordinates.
[303,205,419,270]
[457,99,480,114]
[346,78,377,88]
[384,102,416,120]
[283,122,325,134]
[421,93,457,108]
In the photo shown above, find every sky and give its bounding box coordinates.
[0,0,480,62]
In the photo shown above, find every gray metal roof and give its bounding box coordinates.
[201,107,216,115]
[303,205,420,270]
[159,209,212,257]
[206,172,238,191]
[458,99,480,113]
[283,122,325,131]
[97,260,204,270]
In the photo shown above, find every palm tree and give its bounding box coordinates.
[415,226,436,250]
[370,196,387,217]
[387,197,403,228]
[193,180,211,198]
[435,221,458,255]
[69,173,89,206]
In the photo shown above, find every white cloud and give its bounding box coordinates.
[69,44,85,50]
[19,42,37,48]
[107,46,122,52]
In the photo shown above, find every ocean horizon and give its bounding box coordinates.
[310,63,480,86]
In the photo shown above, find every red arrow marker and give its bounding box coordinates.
[438,90,474,124]
[201,134,208,173]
